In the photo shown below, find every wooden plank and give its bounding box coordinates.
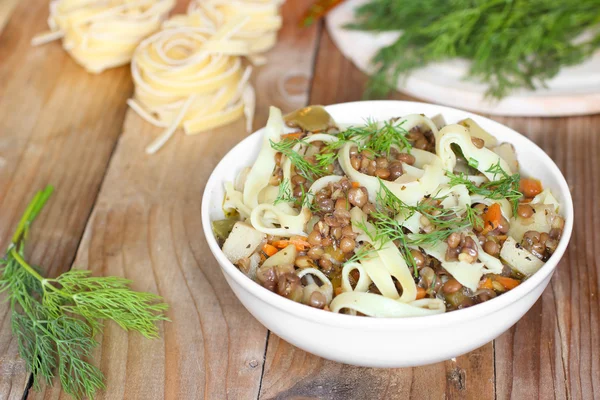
[492,115,600,400]
[0,1,133,399]
[27,1,321,399]
[0,0,19,34]
[259,25,495,400]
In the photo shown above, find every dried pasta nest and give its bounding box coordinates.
[31,0,176,73]
[165,0,283,64]
[128,21,256,153]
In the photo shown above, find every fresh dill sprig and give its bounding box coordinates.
[446,160,522,215]
[0,186,168,400]
[274,179,321,214]
[274,179,294,205]
[270,139,329,181]
[273,118,413,183]
[335,118,412,157]
[361,180,483,276]
[348,0,600,99]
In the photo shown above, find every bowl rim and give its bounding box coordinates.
[201,100,574,329]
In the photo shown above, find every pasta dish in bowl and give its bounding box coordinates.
[201,101,573,367]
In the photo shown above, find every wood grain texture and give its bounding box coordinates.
[0,0,19,34]
[0,1,598,399]
[26,1,321,399]
[0,1,132,399]
[259,25,495,400]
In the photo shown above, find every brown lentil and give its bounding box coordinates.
[443,278,463,294]
[335,198,349,211]
[308,291,327,309]
[342,225,357,238]
[318,257,333,271]
[471,137,485,149]
[375,157,389,169]
[517,204,534,218]
[340,237,356,253]
[331,226,343,240]
[375,168,390,179]
[317,198,334,213]
[362,202,376,215]
[447,232,461,249]
[307,246,324,260]
[348,187,368,207]
[410,249,426,269]
[389,162,403,180]
[350,156,361,170]
[397,153,415,165]
[483,240,500,257]
[307,230,322,246]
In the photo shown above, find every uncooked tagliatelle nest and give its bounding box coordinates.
[31,0,175,74]
[128,18,257,154]
[165,0,283,65]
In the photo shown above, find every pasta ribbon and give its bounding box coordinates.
[436,124,513,178]
[164,0,283,62]
[31,0,175,73]
[129,19,257,153]
[250,175,343,237]
[350,207,417,302]
[330,292,445,317]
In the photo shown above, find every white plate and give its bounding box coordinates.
[326,0,600,116]
[202,101,574,367]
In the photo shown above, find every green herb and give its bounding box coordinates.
[0,187,168,400]
[348,0,600,99]
[270,139,330,181]
[360,180,484,276]
[468,157,479,169]
[274,179,294,205]
[336,119,412,156]
[274,179,321,214]
[446,160,522,214]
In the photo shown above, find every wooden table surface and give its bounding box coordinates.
[0,1,598,399]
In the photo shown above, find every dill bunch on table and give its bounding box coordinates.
[348,0,600,99]
[0,186,168,400]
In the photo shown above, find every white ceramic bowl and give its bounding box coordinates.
[201,101,573,368]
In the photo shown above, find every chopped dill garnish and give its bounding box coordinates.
[355,180,483,276]
[274,179,294,205]
[270,138,328,181]
[446,160,522,215]
[335,118,412,157]
[274,179,320,214]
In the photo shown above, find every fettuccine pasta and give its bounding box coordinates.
[127,19,256,153]
[164,0,283,64]
[31,0,175,73]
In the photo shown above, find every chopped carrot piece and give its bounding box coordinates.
[262,243,278,257]
[481,203,502,234]
[519,177,543,198]
[271,238,311,251]
[281,131,303,140]
[335,287,343,296]
[494,275,521,290]
[351,181,360,188]
[416,286,427,299]
[479,277,493,290]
